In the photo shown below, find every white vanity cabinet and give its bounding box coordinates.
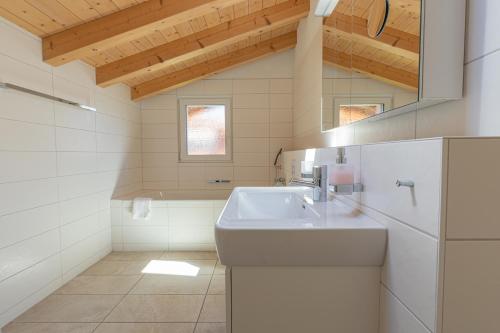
[281,137,500,333]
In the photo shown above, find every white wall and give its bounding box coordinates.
[0,18,142,328]
[293,0,323,142]
[140,50,295,194]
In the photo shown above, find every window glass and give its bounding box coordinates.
[186,104,226,155]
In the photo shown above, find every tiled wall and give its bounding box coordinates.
[0,19,142,328]
[141,76,294,194]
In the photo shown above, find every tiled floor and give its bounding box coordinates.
[4,252,226,333]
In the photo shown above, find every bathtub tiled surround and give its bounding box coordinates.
[141,78,294,192]
[284,137,500,333]
[2,251,226,333]
[0,19,142,328]
[111,194,227,251]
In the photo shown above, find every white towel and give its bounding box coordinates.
[132,197,152,220]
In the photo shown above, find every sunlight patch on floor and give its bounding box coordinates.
[141,260,200,276]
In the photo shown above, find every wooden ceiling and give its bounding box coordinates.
[323,0,421,90]
[0,0,308,100]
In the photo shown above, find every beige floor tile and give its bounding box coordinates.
[208,276,225,295]
[199,295,226,323]
[189,260,217,275]
[131,275,210,295]
[103,252,164,261]
[161,251,218,260]
[214,262,226,275]
[15,295,122,323]
[83,261,150,275]
[55,275,141,295]
[194,323,226,333]
[94,323,195,333]
[3,323,98,333]
[105,295,204,322]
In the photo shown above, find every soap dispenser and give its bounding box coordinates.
[329,147,354,185]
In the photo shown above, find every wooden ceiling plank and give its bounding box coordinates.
[42,0,243,65]
[323,46,418,90]
[131,30,297,100]
[96,0,309,86]
[24,0,82,28]
[85,0,120,16]
[56,0,101,22]
[1,1,64,34]
[0,7,46,36]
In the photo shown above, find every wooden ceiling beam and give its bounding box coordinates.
[42,0,243,66]
[131,31,297,101]
[323,47,418,90]
[96,0,309,87]
[324,11,420,59]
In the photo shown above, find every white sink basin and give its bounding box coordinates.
[215,187,386,266]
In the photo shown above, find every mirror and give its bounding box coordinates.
[322,0,421,131]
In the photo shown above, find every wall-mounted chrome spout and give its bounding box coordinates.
[396,180,414,188]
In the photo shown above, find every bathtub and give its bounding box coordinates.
[111,190,228,251]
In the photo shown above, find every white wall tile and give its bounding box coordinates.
[0,89,54,125]
[0,152,56,183]
[360,140,442,237]
[56,127,96,152]
[142,139,178,153]
[270,94,293,109]
[0,54,52,95]
[0,204,59,249]
[53,76,91,107]
[0,119,55,151]
[234,94,269,109]
[142,108,177,123]
[61,213,103,249]
[234,123,269,137]
[270,79,293,93]
[57,152,97,176]
[142,123,177,139]
[140,94,177,109]
[0,229,60,282]
[54,104,95,131]
[122,226,169,244]
[367,208,438,330]
[463,50,500,135]
[233,109,269,123]
[59,193,101,226]
[465,0,500,62]
[0,178,58,216]
[380,287,431,333]
[233,79,269,94]
[0,254,61,315]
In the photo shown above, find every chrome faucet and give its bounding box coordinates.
[288,165,328,202]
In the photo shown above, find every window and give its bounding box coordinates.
[333,96,392,126]
[179,98,232,162]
